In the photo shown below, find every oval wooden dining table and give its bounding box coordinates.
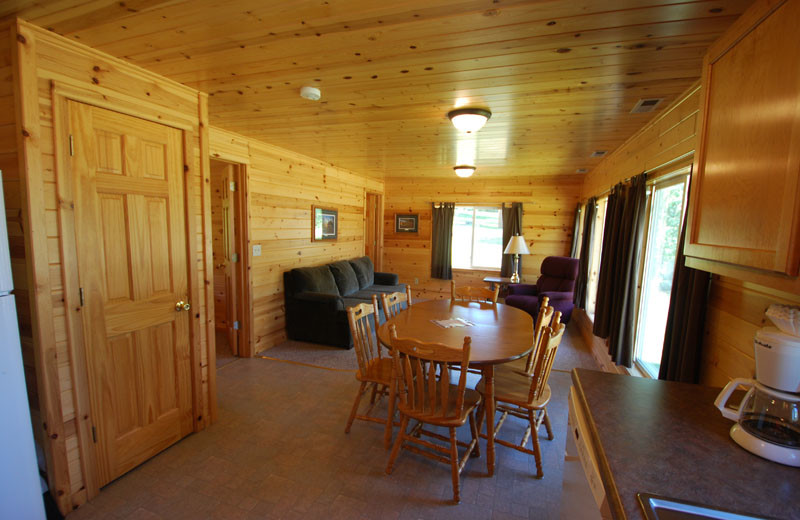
[377,299,534,477]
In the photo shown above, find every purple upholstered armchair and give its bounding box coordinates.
[504,256,580,323]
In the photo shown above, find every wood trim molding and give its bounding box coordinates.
[11,20,73,514]
[198,92,218,422]
[182,128,206,432]
[50,86,99,503]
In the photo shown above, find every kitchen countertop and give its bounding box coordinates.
[571,368,799,520]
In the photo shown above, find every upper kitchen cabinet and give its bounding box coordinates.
[684,0,800,286]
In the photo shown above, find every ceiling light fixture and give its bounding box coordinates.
[447,108,492,133]
[453,165,476,178]
[300,86,321,101]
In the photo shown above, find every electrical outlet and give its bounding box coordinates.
[414,277,419,285]
[252,245,262,256]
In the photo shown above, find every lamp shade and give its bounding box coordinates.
[447,108,491,133]
[504,234,531,255]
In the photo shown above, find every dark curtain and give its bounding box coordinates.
[659,181,711,383]
[500,202,523,277]
[593,173,648,368]
[431,202,455,280]
[569,203,582,258]
[573,197,596,307]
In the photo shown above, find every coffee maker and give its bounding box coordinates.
[714,304,800,467]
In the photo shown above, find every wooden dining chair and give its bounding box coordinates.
[499,297,555,377]
[344,296,396,449]
[475,319,566,478]
[450,280,499,305]
[386,325,481,504]
[380,285,413,320]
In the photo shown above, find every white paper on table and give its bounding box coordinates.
[431,318,475,328]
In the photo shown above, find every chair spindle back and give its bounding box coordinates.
[388,325,472,420]
[381,286,413,320]
[346,296,382,375]
[528,316,566,404]
[450,280,499,305]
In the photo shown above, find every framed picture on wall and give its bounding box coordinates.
[395,213,419,233]
[312,206,338,241]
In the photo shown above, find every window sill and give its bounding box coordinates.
[452,268,501,274]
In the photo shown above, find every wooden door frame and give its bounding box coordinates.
[210,158,254,358]
[50,86,208,499]
[365,190,384,271]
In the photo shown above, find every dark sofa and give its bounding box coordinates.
[283,256,407,348]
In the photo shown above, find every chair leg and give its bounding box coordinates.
[475,401,485,435]
[449,427,460,504]
[344,381,368,433]
[386,415,409,475]
[369,383,379,405]
[383,379,397,450]
[468,410,480,458]
[542,409,554,440]
[529,410,543,479]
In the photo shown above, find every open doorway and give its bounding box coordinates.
[210,159,250,367]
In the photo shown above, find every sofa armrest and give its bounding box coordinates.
[507,283,538,296]
[540,290,573,302]
[292,291,345,312]
[374,272,400,285]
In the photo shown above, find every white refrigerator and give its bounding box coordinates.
[0,170,47,519]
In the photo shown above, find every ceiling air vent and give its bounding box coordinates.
[576,168,588,174]
[630,98,664,114]
[590,150,607,158]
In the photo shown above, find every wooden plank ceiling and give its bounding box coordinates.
[4,0,753,178]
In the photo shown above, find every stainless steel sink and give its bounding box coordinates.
[637,493,774,520]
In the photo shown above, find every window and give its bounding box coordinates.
[634,173,690,377]
[451,206,503,270]
[585,197,608,318]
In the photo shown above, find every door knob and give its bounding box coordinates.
[175,301,191,312]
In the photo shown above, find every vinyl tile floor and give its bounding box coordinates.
[66,324,598,520]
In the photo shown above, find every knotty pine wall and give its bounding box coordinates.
[578,81,800,386]
[7,20,214,514]
[209,126,384,353]
[383,175,582,300]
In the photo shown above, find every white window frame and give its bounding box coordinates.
[632,168,691,378]
[451,205,503,271]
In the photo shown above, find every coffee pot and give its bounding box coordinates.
[714,304,800,467]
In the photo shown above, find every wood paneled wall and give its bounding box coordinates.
[577,82,702,376]
[7,19,214,514]
[702,277,800,387]
[383,175,582,300]
[581,83,701,200]
[209,126,384,353]
[578,80,800,386]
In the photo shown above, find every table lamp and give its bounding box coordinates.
[504,234,531,283]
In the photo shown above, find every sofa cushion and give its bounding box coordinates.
[329,260,360,296]
[349,256,375,289]
[292,265,340,296]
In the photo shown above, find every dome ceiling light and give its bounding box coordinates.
[453,165,476,178]
[447,108,492,133]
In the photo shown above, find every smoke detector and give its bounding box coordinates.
[300,86,321,101]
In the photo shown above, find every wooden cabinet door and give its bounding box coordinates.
[685,0,800,276]
[69,101,193,486]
